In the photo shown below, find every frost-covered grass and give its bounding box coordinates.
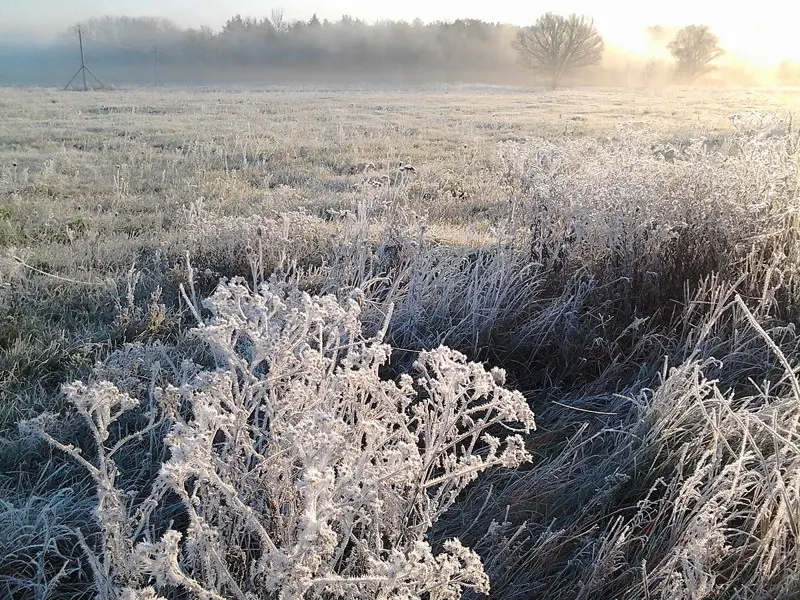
[1,85,800,599]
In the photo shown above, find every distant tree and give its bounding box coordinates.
[308,14,321,29]
[221,15,245,36]
[339,15,363,27]
[73,16,181,46]
[289,20,307,34]
[643,59,657,87]
[270,8,286,33]
[220,15,275,42]
[667,25,723,83]
[512,13,604,87]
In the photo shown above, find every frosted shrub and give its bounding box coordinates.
[180,200,329,280]
[498,127,798,304]
[45,280,535,599]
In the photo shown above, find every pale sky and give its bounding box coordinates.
[1,0,798,65]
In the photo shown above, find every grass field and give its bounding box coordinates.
[2,85,800,599]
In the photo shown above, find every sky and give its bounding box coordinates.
[1,0,798,65]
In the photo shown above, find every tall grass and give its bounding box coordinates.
[1,89,800,599]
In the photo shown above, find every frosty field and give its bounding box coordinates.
[1,85,800,599]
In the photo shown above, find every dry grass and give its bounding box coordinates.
[1,84,800,599]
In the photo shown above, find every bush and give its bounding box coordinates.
[39,280,534,599]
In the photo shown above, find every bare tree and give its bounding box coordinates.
[513,13,604,87]
[643,60,656,87]
[269,8,286,33]
[667,25,723,83]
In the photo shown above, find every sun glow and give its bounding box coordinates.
[598,20,800,69]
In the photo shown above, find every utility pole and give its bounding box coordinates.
[64,26,105,91]
[79,27,87,90]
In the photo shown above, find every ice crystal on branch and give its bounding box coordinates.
[47,280,535,599]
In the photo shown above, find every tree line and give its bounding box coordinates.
[60,14,520,81]
[3,12,795,87]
